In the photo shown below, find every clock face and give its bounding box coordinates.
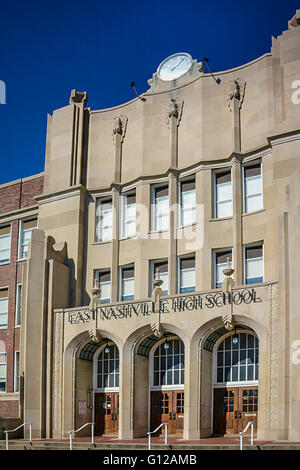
[157,53,192,81]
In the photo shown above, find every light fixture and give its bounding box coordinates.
[104,342,110,354]
[232,329,239,345]
[163,337,170,350]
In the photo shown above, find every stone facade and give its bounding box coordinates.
[1,11,300,442]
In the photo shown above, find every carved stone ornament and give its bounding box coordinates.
[89,278,101,312]
[226,78,246,110]
[69,89,88,105]
[222,257,235,293]
[45,235,67,263]
[166,98,184,128]
[151,268,165,337]
[222,313,234,331]
[88,329,101,343]
[221,257,235,330]
[112,114,128,143]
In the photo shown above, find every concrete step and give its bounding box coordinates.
[1,439,300,451]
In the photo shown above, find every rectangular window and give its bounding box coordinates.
[0,288,8,328]
[120,192,136,238]
[96,270,111,304]
[14,351,20,393]
[96,198,113,242]
[214,249,233,288]
[19,218,37,259]
[243,161,263,213]
[152,185,169,231]
[0,353,6,392]
[0,225,11,264]
[120,265,134,301]
[244,244,264,284]
[179,256,195,293]
[179,178,196,226]
[150,260,168,296]
[15,284,22,326]
[214,170,232,218]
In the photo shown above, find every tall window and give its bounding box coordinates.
[0,352,6,392]
[214,170,232,218]
[19,218,37,259]
[96,271,111,304]
[179,256,195,293]
[97,344,119,388]
[243,161,263,213]
[179,178,196,226]
[0,289,8,329]
[216,332,259,384]
[152,185,169,231]
[15,284,22,326]
[120,192,136,238]
[96,198,113,242]
[14,351,20,392]
[153,338,184,387]
[244,243,264,284]
[214,249,233,288]
[0,225,11,264]
[120,265,134,301]
[151,260,168,296]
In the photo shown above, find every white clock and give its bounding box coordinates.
[157,53,193,81]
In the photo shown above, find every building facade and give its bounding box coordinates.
[1,11,300,441]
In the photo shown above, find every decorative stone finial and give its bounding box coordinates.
[167,98,184,128]
[91,278,100,297]
[69,89,88,105]
[227,78,246,110]
[112,114,128,142]
[153,268,163,288]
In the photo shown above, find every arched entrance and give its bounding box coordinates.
[78,338,120,436]
[211,328,259,435]
[148,335,185,435]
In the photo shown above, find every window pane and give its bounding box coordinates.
[0,234,10,263]
[154,186,169,230]
[96,199,112,242]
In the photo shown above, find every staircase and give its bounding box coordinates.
[0,439,300,451]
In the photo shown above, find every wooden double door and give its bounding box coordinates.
[95,392,119,435]
[151,390,184,435]
[213,386,258,435]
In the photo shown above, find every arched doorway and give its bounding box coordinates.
[212,329,259,435]
[93,342,119,435]
[149,335,185,435]
[77,338,120,436]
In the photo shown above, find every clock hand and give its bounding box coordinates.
[171,58,185,72]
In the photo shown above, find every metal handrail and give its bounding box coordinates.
[5,422,32,450]
[147,422,168,450]
[68,422,95,450]
[239,421,254,450]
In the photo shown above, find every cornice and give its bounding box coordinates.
[0,205,39,224]
[267,128,300,146]
[35,184,87,205]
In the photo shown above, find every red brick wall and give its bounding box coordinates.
[0,400,19,418]
[0,174,43,417]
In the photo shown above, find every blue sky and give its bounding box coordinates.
[0,0,299,185]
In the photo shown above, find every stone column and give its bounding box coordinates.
[166,98,183,295]
[118,343,134,439]
[110,186,120,303]
[232,158,243,285]
[168,171,178,295]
